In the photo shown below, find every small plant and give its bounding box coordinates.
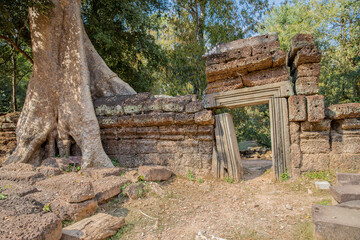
[62,220,75,227]
[138,175,144,182]
[75,166,81,172]
[119,170,126,177]
[187,170,195,181]
[0,193,8,200]
[43,204,51,212]
[281,171,290,181]
[302,171,335,183]
[224,176,235,183]
[317,199,331,206]
[111,158,122,167]
[121,183,131,197]
[197,178,205,184]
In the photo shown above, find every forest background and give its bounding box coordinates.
[1,0,359,147]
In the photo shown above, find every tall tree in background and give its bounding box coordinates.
[156,0,269,97]
[260,0,360,105]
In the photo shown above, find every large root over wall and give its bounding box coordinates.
[6,0,136,168]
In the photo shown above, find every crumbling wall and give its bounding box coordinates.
[94,93,215,175]
[0,112,19,163]
[288,34,360,176]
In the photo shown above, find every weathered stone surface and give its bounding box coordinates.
[36,166,63,177]
[138,165,173,181]
[205,46,252,65]
[185,101,204,113]
[93,176,130,204]
[0,196,62,240]
[242,66,288,87]
[51,198,98,221]
[293,63,321,78]
[291,144,302,168]
[0,169,45,184]
[289,122,301,144]
[204,33,279,58]
[295,76,319,95]
[301,119,331,132]
[206,82,245,94]
[288,34,315,65]
[252,40,280,55]
[41,157,82,170]
[83,168,126,180]
[195,110,214,125]
[301,154,330,172]
[1,163,35,172]
[288,95,307,121]
[341,118,360,130]
[0,180,38,197]
[272,49,286,68]
[307,95,325,122]
[330,154,360,171]
[300,132,330,154]
[294,45,322,67]
[60,181,95,203]
[342,130,360,154]
[61,213,125,240]
[312,204,360,240]
[174,113,195,125]
[330,185,360,203]
[337,173,360,186]
[326,103,360,120]
[338,200,360,210]
[124,182,145,199]
[206,78,244,91]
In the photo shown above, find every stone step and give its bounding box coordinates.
[61,213,125,240]
[330,185,360,203]
[337,173,360,186]
[312,204,360,240]
[339,200,360,210]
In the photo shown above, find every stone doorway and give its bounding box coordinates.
[205,81,293,180]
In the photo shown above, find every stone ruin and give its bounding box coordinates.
[1,33,360,181]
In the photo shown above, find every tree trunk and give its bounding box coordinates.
[6,0,136,168]
[11,49,17,112]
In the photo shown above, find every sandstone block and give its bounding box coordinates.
[102,140,118,155]
[330,131,343,154]
[93,176,131,204]
[138,165,173,181]
[205,46,252,65]
[0,170,44,184]
[124,182,145,199]
[174,113,195,125]
[341,118,360,130]
[0,180,37,197]
[289,122,301,144]
[337,173,360,186]
[291,144,302,168]
[294,45,322,67]
[252,40,280,56]
[136,126,159,135]
[205,82,245,94]
[51,198,98,221]
[293,63,321,78]
[61,213,125,240]
[60,180,95,203]
[312,204,360,240]
[161,97,188,112]
[159,135,185,141]
[307,95,325,122]
[83,168,126,180]
[300,132,330,154]
[295,76,319,95]
[185,101,203,113]
[288,34,315,65]
[301,154,330,172]
[246,53,273,72]
[95,104,123,116]
[272,49,286,68]
[342,130,360,154]
[330,185,360,203]
[199,141,214,154]
[157,141,179,153]
[100,128,117,140]
[242,66,289,87]
[195,110,214,125]
[206,78,244,91]
[288,95,307,121]
[205,58,247,80]
[301,119,331,132]
[326,103,360,119]
[198,125,214,135]
[330,154,360,171]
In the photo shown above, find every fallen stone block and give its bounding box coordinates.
[338,200,360,210]
[294,44,322,67]
[288,95,307,121]
[242,66,289,87]
[337,173,360,186]
[307,95,325,122]
[326,103,360,119]
[138,165,173,181]
[93,176,131,204]
[61,213,125,240]
[36,166,63,177]
[330,185,360,203]
[0,169,45,184]
[295,76,319,95]
[83,168,126,180]
[51,198,98,222]
[124,182,145,200]
[312,204,360,240]
[0,180,38,197]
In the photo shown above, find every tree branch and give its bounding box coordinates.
[0,35,33,64]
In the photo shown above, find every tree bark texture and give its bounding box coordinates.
[6,0,136,168]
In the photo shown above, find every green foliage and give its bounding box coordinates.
[186,170,195,181]
[217,104,271,148]
[0,193,8,200]
[111,158,122,168]
[302,171,336,183]
[260,0,360,106]
[43,204,51,212]
[121,183,131,197]
[107,223,135,240]
[224,176,235,183]
[317,199,331,206]
[62,220,75,227]
[197,178,205,184]
[281,171,290,181]
[139,175,145,182]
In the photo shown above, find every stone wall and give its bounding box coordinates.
[287,34,360,176]
[0,112,19,163]
[94,93,215,175]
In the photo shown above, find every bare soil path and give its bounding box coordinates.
[99,169,331,240]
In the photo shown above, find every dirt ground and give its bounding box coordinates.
[98,160,332,240]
